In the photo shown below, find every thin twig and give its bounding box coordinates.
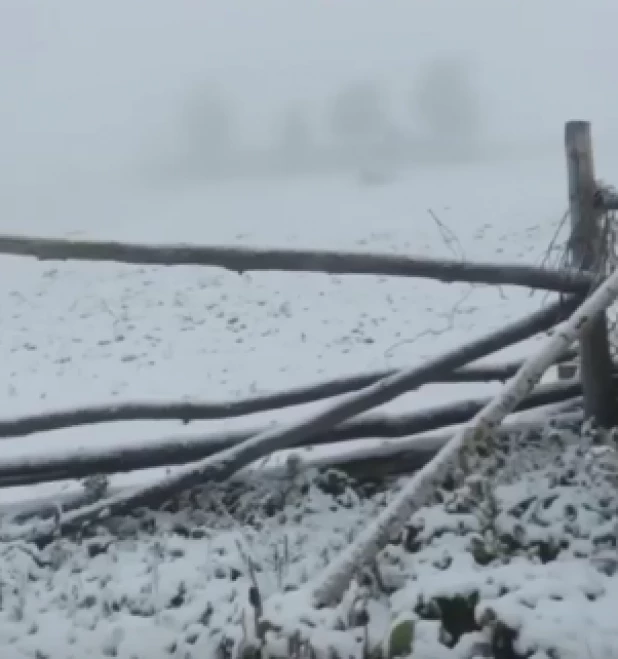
[427,208,465,260]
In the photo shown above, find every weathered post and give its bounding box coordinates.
[564,120,615,426]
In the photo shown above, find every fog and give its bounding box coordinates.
[2,0,618,226]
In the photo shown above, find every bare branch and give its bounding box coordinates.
[386,286,477,355]
[427,208,465,260]
[537,209,570,273]
[0,234,596,294]
[0,379,583,488]
[0,349,579,440]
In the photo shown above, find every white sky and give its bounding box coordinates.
[1,0,618,190]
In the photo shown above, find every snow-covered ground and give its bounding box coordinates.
[0,155,574,499]
[7,0,618,653]
[2,150,618,657]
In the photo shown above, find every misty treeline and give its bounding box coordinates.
[172,57,483,182]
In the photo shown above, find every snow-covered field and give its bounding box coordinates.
[1,155,617,658]
[0,156,573,500]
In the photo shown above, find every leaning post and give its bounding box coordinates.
[564,120,615,426]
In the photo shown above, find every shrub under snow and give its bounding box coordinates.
[1,417,618,658]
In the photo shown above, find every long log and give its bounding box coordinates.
[0,350,579,439]
[0,234,595,293]
[2,407,583,526]
[0,380,583,489]
[308,257,618,607]
[1,295,581,544]
[304,404,582,483]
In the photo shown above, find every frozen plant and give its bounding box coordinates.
[81,473,110,500]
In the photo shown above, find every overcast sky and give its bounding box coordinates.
[1,0,618,191]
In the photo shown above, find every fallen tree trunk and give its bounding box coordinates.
[307,266,618,607]
[307,403,582,483]
[0,234,595,293]
[0,380,584,488]
[0,350,579,439]
[2,295,581,544]
[2,407,583,525]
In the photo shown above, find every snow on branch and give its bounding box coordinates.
[2,408,582,527]
[308,266,618,607]
[1,295,580,544]
[0,350,579,439]
[0,378,583,488]
[0,233,596,293]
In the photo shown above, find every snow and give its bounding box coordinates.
[0,160,573,507]
[4,3,618,651]
[0,159,615,656]
[2,426,617,658]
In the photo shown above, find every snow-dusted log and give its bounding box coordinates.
[2,295,580,544]
[2,407,583,526]
[317,406,583,481]
[0,350,580,439]
[309,267,618,607]
[0,382,583,487]
[0,380,583,488]
[0,233,595,293]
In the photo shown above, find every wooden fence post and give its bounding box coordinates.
[564,120,616,426]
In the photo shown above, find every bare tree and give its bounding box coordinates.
[275,106,313,165]
[182,83,236,170]
[412,57,483,144]
[329,80,389,147]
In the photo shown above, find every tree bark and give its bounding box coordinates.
[0,234,594,293]
[565,120,616,426]
[1,295,580,544]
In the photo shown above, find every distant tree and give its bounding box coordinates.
[276,106,312,160]
[183,84,236,165]
[329,80,389,146]
[412,58,482,143]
